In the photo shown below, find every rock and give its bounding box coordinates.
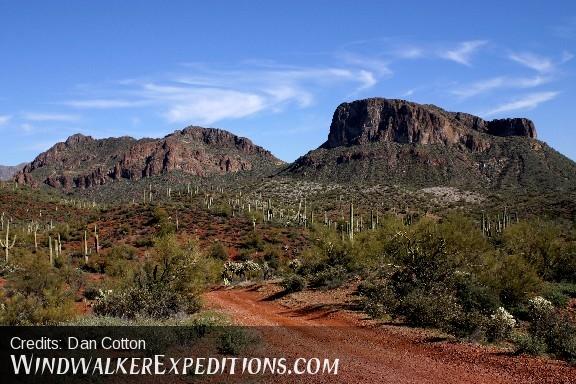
[321,98,536,150]
[15,126,283,190]
[281,98,576,194]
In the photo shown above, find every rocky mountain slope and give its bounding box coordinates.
[15,126,283,189]
[282,98,576,193]
[0,163,26,181]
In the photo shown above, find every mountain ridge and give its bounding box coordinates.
[15,126,283,189]
[282,98,576,193]
[12,98,576,195]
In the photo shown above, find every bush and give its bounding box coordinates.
[308,265,347,289]
[93,286,196,319]
[83,286,100,300]
[358,280,397,319]
[486,307,516,342]
[134,236,154,248]
[524,296,576,361]
[397,289,462,329]
[281,274,305,293]
[515,334,547,356]
[495,254,543,307]
[93,235,208,319]
[217,328,251,355]
[0,255,76,325]
[209,242,228,261]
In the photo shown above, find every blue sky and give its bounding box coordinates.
[0,1,575,164]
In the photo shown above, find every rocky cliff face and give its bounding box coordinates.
[15,127,283,189]
[283,98,576,193]
[321,98,536,150]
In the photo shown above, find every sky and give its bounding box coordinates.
[0,1,575,164]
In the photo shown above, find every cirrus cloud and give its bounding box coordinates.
[485,91,559,116]
[59,64,381,124]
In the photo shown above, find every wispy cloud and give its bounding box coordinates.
[23,113,80,122]
[0,115,11,125]
[141,85,267,124]
[508,52,554,73]
[63,99,150,109]
[20,123,35,133]
[61,64,380,124]
[338,52,393,77]
[439,40,488,66]
[485,91,559,116]
[452,75,550,98]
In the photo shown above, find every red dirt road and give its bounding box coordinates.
[204,286,576,384]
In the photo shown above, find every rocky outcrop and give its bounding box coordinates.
[15,127,283,190]
[282,98,576,193]
[321,98,537,150]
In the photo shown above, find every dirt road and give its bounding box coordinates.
[204,286,575,384]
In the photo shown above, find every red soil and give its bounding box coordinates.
[204,286,576,384]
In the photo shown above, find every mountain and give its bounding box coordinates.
[281,98,576,193]
[0,163,26,181]
[15,126,283,189]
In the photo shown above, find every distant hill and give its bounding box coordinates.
[281,98,576,193]
[0,163,26,181]
[15,126,284,189]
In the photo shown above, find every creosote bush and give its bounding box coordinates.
[93,235,220,319]
[281,274,306,293]
[0,254,76,325]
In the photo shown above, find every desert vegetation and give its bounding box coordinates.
[0,178,575,364]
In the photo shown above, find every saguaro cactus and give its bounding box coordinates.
[84,230,89,263]
[94,224,100,254]
[0,220,16,262]
[349,203,354,241]
[48,235,53,265]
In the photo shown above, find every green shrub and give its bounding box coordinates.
[134,236,154,248]
[93,285,195,319]
[515,334,547,356]
[357,280,397,319]
[495,254,543,307]
[281,274,305,293]
[525,296,576,361]
[397,289,462,329]
[209,242,229,261]
[0,255,76,325]
[217,328,251,355]
[93,235,208,319]
[308,265,347,289]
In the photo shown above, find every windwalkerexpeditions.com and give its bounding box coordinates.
[10,355,340,376]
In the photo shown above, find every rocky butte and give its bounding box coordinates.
[15,127,283,189]
[321,98,536,150]
[283,98,575,192]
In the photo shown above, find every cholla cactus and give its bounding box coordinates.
[222,260,261,284]
[487,306,516,341]
[98,289,113,299]
[243,260,261,273]
[288,258,302,272]
[529,296,554,311]
[222,261,244,285]
[491,307,516,328]
[528,296,554,314]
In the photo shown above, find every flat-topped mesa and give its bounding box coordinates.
[321,98,537,149]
